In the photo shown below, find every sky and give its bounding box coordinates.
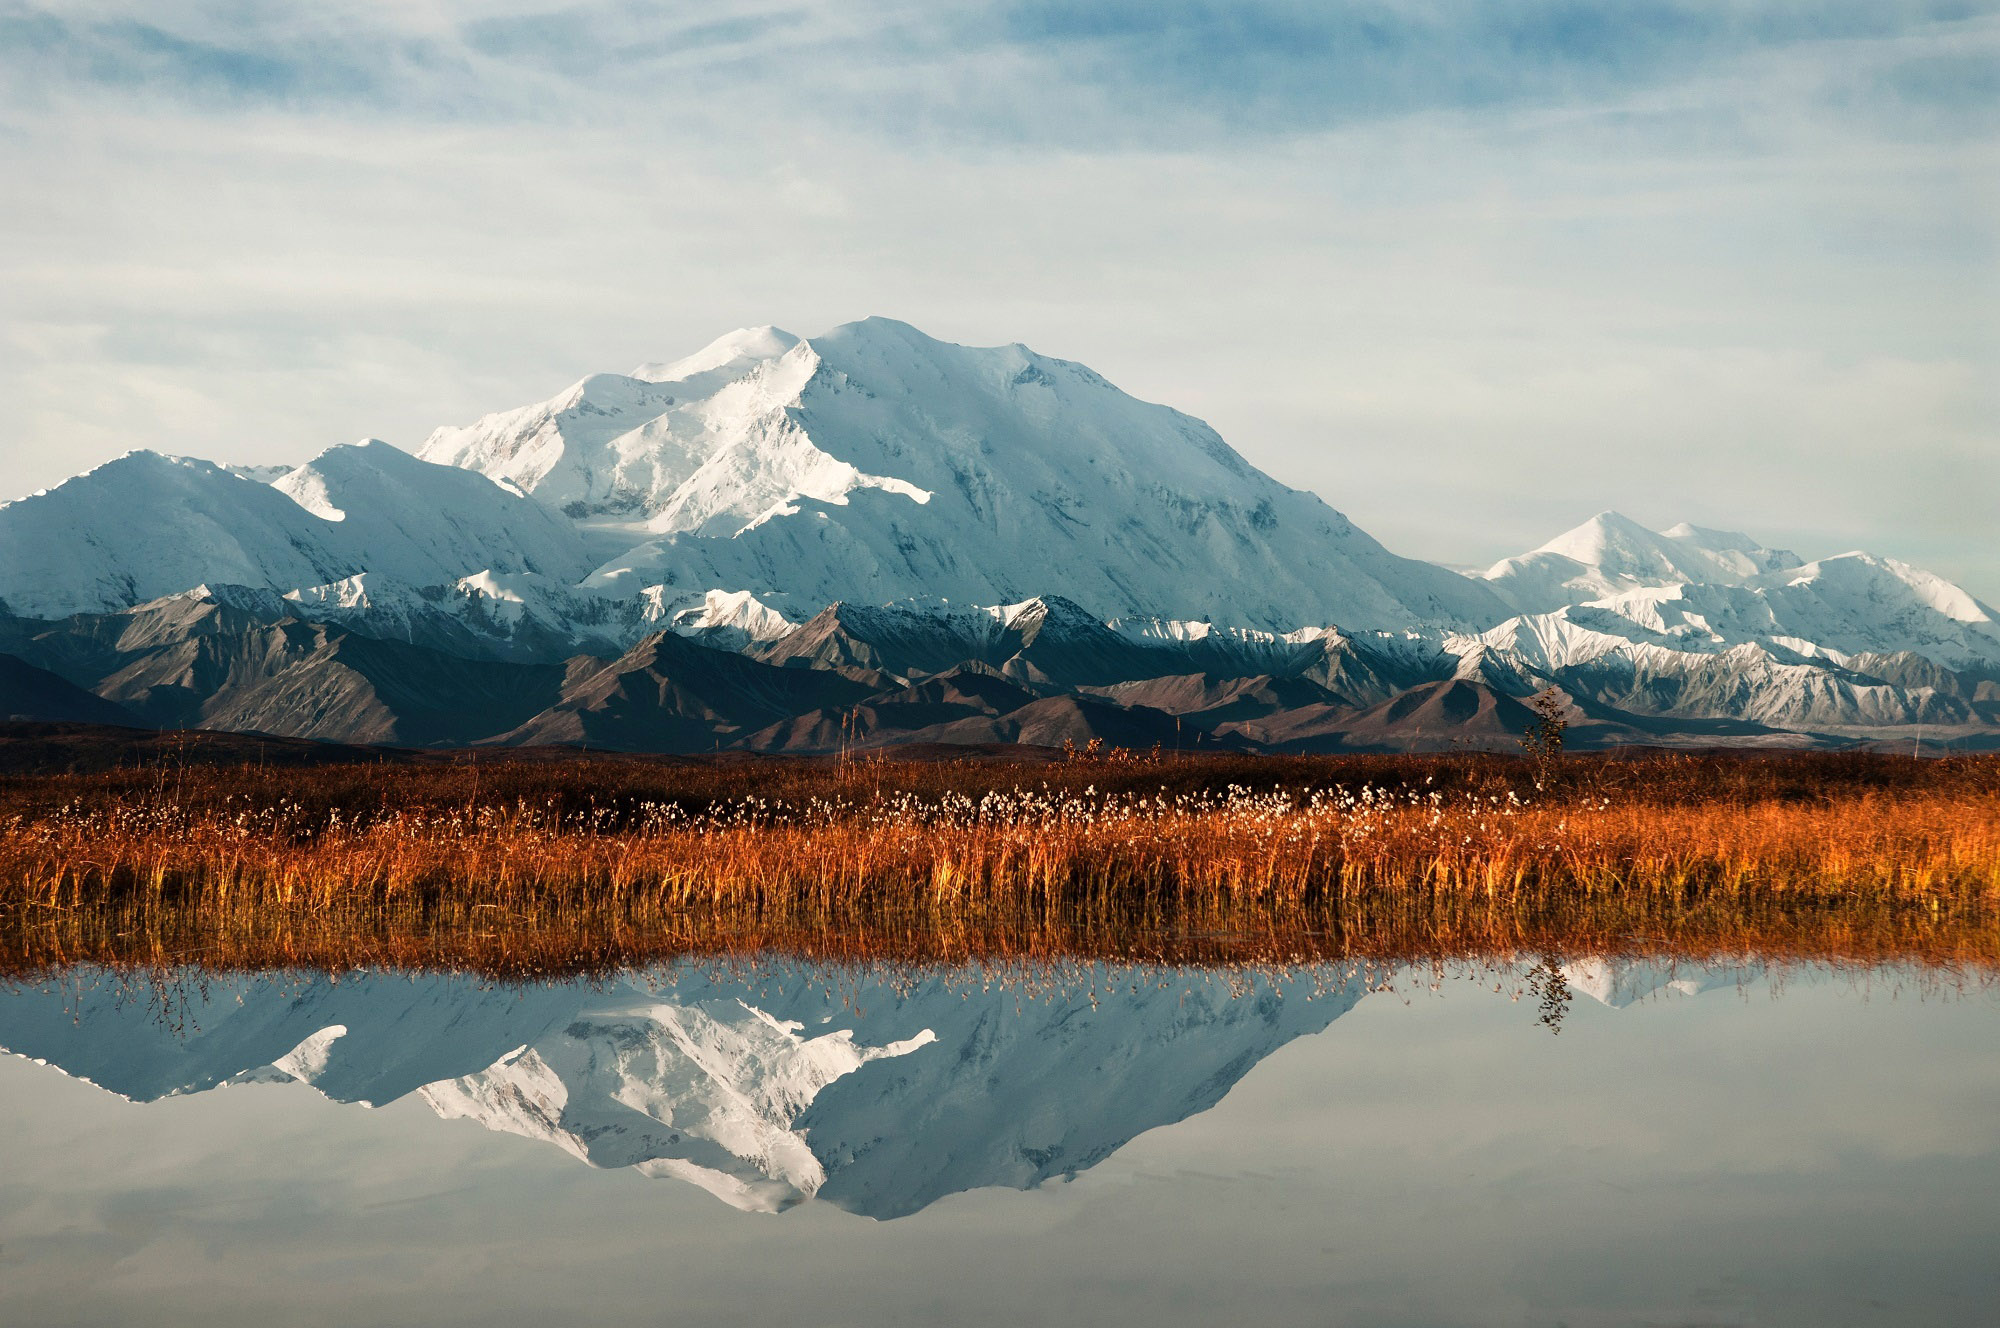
[2,1,1996,591]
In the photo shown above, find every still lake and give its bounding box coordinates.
[2,958,1995,1327]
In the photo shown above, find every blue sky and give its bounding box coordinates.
[2,1,1995,587]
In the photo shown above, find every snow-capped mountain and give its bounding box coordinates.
[1432,514,2000,735]
[0,442,593,620]
[422,318,1505,631]
[271,441,594,587]
[1476,515,2000,667]
[1480,512,1804,614]
[1,320,1995,749]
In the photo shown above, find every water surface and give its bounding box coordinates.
[1,958,1994,1326]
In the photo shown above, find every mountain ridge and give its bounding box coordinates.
[423,317,1507,632]
[2,318,1995,751]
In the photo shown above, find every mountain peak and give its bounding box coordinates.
[1663,521,1760,551]
[1487,513,1805,615]
[632,326,801,384]
[1532,511,1664,564]
[427,318,1505,630]
[92,450,237,483]
[813,316,935,349]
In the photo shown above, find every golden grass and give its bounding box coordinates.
[1,752,1995,978]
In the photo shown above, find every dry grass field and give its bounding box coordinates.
[3,750,1995,978]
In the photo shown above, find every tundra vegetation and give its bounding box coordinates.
[1,751,1994,980]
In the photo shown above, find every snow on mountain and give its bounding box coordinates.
[1449,515,2000,730]
[5,323,1994,744]
[278,571,794,662]
[0,443,595,620]
[424,318,1507,632]
[1477,512,1999,670]
[418,374,688,520]
[220,462,296,483]
[1455,620,1974,731]
[1741,553,2000,668]
[273,440,595,585]
[1481,512,1802,614]
[1105,614,1454,705]
[631,325,803,387]
[1463,554,2000,674]
[416,325,811,530]
[0,452,365,621]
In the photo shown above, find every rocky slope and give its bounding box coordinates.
[0,654,138,725]
[6,572,1995,753]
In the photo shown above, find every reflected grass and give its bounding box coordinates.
[7,884,1995,983]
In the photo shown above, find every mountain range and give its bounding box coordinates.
[2,318,1995,753]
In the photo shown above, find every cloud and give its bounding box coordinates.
[0,8,425,106]
[987,1,1919,127]
[6,2,1995,137]
[0,0,1995,592]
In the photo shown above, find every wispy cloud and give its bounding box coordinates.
[6,2,1993,135]
[985,1,1939,125]
[1,0,1995,589]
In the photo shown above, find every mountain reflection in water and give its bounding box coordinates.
[1,961,1387,1217]
[0,956,1795,1218]
[4,955,1996,1328]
